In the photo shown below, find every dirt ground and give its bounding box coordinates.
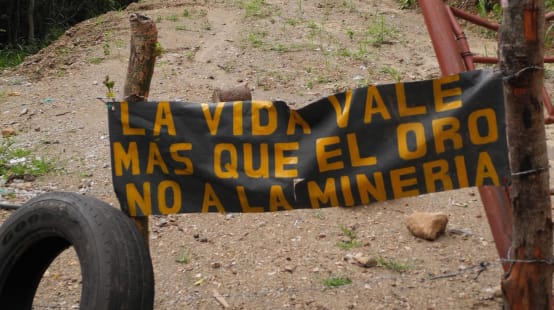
[1,0,554,309]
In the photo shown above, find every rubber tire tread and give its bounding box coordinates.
[0,192,154,310]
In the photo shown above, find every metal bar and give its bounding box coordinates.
[474,56,554,63]
[418,0,513,272]
[419,0,466,75]
[450,6,500,31]
[445,4,475,70]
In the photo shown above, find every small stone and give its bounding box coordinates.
[353,253,378,268]
[211,262,221,269]
[405,212,448,241]
[199,237,208,243]
[284,265,296,273]
[23,174,36,182]
[1,127,16,137]
[158,218,168,227]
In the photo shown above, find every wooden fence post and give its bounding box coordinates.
[499,0,553,308]
[124,13,158,246]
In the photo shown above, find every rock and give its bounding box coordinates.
[344,252,378,268]
[1,127,16,137]
[353,254,378,268]
[157,218,168,227]
[211,84,251,102]
[405,212,448,241]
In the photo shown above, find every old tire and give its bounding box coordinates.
[0,192,154,310]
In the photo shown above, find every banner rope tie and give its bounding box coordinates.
[510,166,549,176]
[501,245,554,265]
[96,97,116,111]
[503,65,544,81]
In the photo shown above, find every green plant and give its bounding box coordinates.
[2,191,16,199]
[377,257,410,272]
[340,225,356,239]
[477,0,502,21]
[103,76,115,100]
[89,57,104,64]
[155,42,165,57]
[175,248,190,264]
[307,20,321,37]
[103,42,111,56]
[286,18,300,27]
[346,29,354,40]
[397,0,415,9]
[0,138,53,180]
[247,31,267,48]
[547,0,554,11]
[175,25,188,31]
[380,66,402,82]
[240,0,271,18]
[337,225,361,249]
[314,210,326,220]
[166,15,179,22]
[366,15,397,46]
[546,23,554,48]
[182,9,190,17]
[324,276,352,288]
[0,47,28,68]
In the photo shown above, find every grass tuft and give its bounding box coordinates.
[377,257,410,272]
[0,138,53,180]
[324,276,352,288]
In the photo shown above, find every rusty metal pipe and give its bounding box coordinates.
[450,6,500,31]
[445,4,475,70]
[419,0,466,75]
[474,56,554,63]
[418,0,512,272]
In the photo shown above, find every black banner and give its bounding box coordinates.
[108,70,509,216]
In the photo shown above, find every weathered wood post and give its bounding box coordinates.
[124,13,158,246]
[499,0,553,308]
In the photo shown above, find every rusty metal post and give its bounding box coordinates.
[419,0,466,75]
[124,13,158,247]
[445,4,475,71]
[418,0,513,271]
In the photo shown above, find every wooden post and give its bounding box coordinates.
[499,0,553,308]
[124,13,158,246]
